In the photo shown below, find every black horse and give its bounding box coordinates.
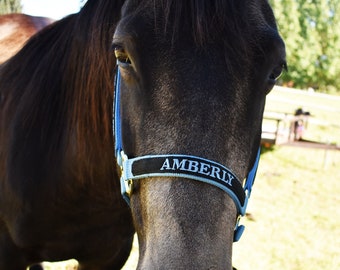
[0,0,285,269]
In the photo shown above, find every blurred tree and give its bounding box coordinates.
[270,0,340,93]
[0,0,21,14]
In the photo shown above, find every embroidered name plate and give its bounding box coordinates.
[122,154,246,208]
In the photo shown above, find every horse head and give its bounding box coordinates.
[0,0,285,269]
[114,0,285,268]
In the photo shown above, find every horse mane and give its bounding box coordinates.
[0,0,124,188]
[158,0,247,46]
[0,0,255,189]
[63,0,123,155]
[151,0,252,74]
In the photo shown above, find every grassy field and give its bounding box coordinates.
[232,146,340,270]
[232,87,340,270]
[42,87,340,269]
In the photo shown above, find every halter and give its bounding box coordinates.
[114,68,260,242]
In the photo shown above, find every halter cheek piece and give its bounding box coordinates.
[114,68,260,242]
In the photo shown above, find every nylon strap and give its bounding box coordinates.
[120,154,246,214]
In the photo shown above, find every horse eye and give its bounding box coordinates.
[114,46,131,65]
[270,62,287,80]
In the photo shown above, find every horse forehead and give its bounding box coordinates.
[116,1,278,43]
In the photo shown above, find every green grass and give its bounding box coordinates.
[232,88,340,269]
[232,146,340,270]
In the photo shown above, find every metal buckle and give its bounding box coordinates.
[119,151,133,204]
[233,215,245,242]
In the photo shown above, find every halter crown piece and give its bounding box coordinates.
[114,68,260,242]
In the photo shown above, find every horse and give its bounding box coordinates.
[0,0,286,269]
[0,13,54,64]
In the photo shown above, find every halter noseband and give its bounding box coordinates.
[114,68,260,242]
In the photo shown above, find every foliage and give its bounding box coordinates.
[270,0,340,93]
[0,0,21,14]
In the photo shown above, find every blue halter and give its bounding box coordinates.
[114,68,260,242]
